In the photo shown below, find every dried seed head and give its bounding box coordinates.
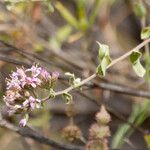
[96,105,111,125]
[62,124,82,142]
[89,123,110,139]
[86,139,108,150]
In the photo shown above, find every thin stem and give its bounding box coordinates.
[54,38,150,96]
[55,73,96,96]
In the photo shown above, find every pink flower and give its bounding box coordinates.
[23,96,41,110]
[16,68,26,78]
[40,68,51,81]
[3,64,59,126]
[19,118,27,127]
[26,65,41,77]
[11,72,19,79]
[6,78,21,90]
[3,90,21,104]
[52,71,59,80]
[24,77,41,88]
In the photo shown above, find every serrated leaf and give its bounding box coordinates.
[130,51,145,77]
[141,27,150,39]
[133,2,147,18]
[96,42,111,76]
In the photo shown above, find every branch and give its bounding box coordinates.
[0,54,30,67]
[1,46,150,99]
[55,38,150,96]
[87,81,150,99]
[0,114,84,150]
[0,40,53,66]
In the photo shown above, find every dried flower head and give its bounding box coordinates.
[62,124,82,142]
[86,139,108,150]
[89,123,110,140]
[96,105,111,125]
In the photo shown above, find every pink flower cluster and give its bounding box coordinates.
[3,65,59,127]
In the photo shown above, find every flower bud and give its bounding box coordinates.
[19,114,29,127]
[19,118,27,127]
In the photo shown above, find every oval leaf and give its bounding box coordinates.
[96,42,111,76]
[141,27,150,40]
[130,51,145,77]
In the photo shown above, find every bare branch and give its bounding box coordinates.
[0,113,84,150]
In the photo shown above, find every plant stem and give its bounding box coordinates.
[54,38,150,97]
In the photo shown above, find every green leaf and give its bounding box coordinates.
[96,56,111,76]
[96,42,111,76]
[89,0,102,26]
[62,93,73,104]
[76,0,88,31]
[49,25,72,49]
[47,0,54,13]
[133,2,147,18]
[141,27,150,40]
[130,51,145,77]
[33,43,44,52]
[98,42,109,60]
[112,100,150,149]
[55,2,79,29]
[145,134,150,149]
[57,25,72,43]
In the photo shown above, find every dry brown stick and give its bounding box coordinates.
[0,40,78,72]
[0,114,84,150]
[86,81,150,99]
[0,54,30,67]
[0,40,53,66]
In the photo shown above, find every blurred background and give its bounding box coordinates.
[0,0,150,150]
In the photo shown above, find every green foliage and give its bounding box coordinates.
[144,53,150,81]
[89,0,102,26]
[96,42,111,76]
[50,25,72,49]
[133,2,147,18]
[65,72,81,87]
[33,43,44,52]
[130,51,145,77]
[141,27,150,40]
[62,92,73,104]
[55,2,79,29]
[112,100,150,149]
[45,0,54,13]
[145,134,150,149]
[55,0,102,32]
[76,0,88,30]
